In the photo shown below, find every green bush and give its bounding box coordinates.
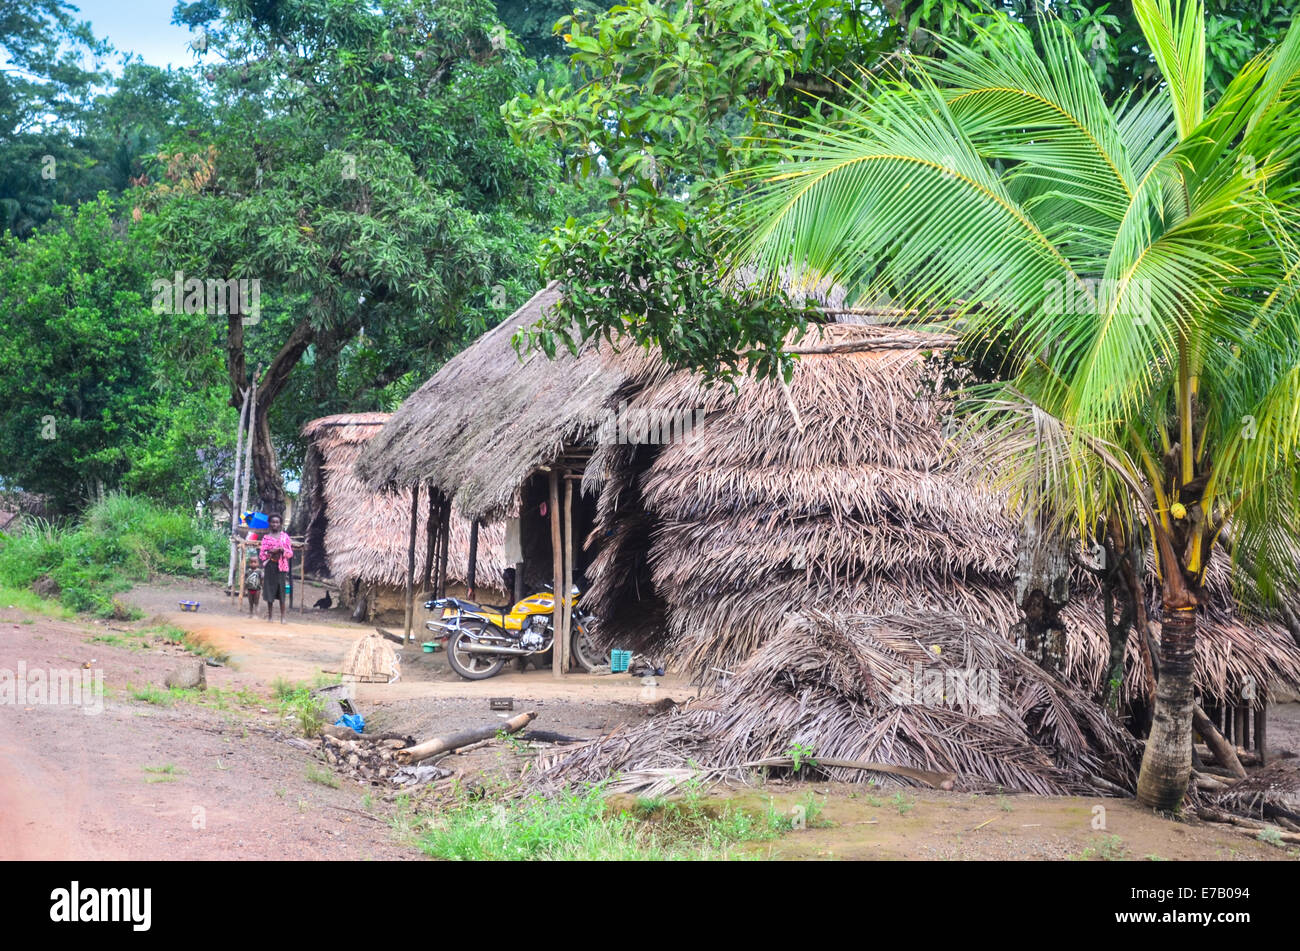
[0,492,227,617]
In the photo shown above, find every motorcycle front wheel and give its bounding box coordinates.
[446,625,507,680]
[571,616,604,673]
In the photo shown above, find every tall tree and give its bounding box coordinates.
[733,2,1300,809]
[506,0,895,381]
[145,0,566,511]
[0,198,163,510]
[0,0,111,235]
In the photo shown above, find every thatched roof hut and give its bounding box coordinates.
[359,284,1300,792]
[301,414,506,611]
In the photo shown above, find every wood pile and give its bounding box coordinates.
[315,712,539,787]
[320,732,417,785]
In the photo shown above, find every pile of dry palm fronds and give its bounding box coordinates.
[580,322,1300,712]
[531,610,1140,797]
[1212,759,1300,829]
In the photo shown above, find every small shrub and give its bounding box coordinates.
[130,683,174,706]
[278,683,327,737]
[142,763,184,783]
[1257,827,1284,847]
[307,765,340,788]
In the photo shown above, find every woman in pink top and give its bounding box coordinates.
[258,514,294,623]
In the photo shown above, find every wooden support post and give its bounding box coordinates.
[299,540,306,613]
[561,476,574,673]
[514,561,525,602]
[1256,705,1267,766]
[466,518,479,599]
[422,488,437,594]
[1235,705,1247,751]
[435,493,451,600]
[241,377,257,516]
[549,469,563,678]
[227,387,250,594]
[404,483,420,644]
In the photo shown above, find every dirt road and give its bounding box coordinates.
[0,581,668,860]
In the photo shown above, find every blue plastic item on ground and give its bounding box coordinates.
[335,713,364,733]
[610,649,633,673]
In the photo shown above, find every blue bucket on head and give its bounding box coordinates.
[245,511,269,530]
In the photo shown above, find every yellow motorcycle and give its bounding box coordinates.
[424,586,603,680]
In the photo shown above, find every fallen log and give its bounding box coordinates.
[741,755,956,790]
[521,729,589,745]
[1191,771,1231,792]
[1194,705,1247,778]
[397,711,537,765]
[1196,806,1300,844]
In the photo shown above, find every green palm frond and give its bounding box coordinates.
[1133,0,1206,139]
[733,4,1300,592]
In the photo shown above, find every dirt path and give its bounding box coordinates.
[0,610,414,859]
[0,582,670,861]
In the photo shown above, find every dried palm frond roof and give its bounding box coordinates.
[532,610,1141,797]
[354,283,652,521]
[301,414,505,589]
[582,322,1300,708]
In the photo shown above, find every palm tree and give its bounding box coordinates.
[732,0,1300,809]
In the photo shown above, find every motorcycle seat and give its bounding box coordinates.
[444,597,511,614]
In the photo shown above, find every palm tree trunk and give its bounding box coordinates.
[1135,599,1198,810]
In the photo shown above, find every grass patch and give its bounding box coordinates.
[307,765,340,788]
[126,681,262,713]
[143,622,230,663]
[90,631,148,650]
[88,622,229,664]
[0,493,227,618]
[0,584,75,618]
[142,763,185,783]
[409,783,819,861]
[130,683,175,706]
